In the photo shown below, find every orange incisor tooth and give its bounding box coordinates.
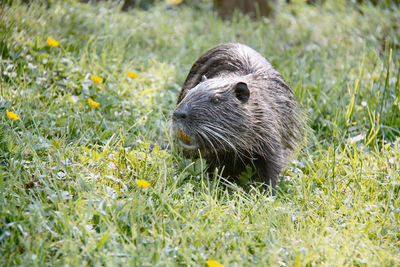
[178,129,191,143]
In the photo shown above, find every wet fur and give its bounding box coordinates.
[173,43,305,186]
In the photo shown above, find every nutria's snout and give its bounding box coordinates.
[172,104,198,150]
[172,104,189,121]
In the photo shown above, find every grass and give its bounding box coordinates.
[1,0,400,265]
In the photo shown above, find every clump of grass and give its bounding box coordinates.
[1,0,399,265]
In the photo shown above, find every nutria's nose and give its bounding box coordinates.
[173,105,189,120]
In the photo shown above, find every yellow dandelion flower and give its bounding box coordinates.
[91,75,103,83]
[127,72,139,79]
[6,109,20,121]
[88,98,100,108]
[136,179,151,188]
[47,37,59,47]
[166,0,183,4]
[207,260,223,267]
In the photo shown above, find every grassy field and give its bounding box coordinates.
[1,0,400,265]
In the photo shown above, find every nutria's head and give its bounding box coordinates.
[172,76,254,156]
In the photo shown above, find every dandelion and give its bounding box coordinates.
[88,98,100,108]
[207,260,223,267]
[47,37,59,47]
[136,179,151,188]
[166,0,183,4]
[6,109,20,121]
[127,72,139,79]
[91,75,103,83]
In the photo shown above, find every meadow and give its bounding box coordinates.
[1,0,399,265]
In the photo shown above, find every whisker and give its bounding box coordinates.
[196,130,220,162]
[198,125,250,166]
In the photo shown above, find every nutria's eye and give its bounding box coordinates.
[210,95,222,104]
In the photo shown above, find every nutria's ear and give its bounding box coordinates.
[234,82,250,103]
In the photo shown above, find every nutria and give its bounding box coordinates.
[172,43,305,187]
